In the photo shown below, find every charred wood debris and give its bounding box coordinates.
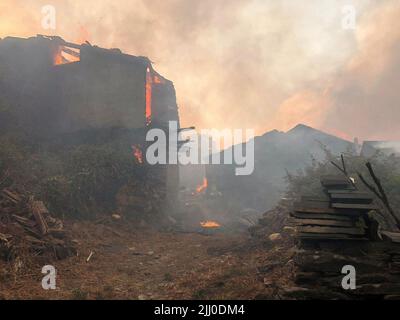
[0,172,76,262]
[253,160,400,299]
[0,128,169,264]
[0,166,167,263]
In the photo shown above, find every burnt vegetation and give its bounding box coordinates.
[286,149,400,229]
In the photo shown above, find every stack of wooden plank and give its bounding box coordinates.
[292,175,377,241]
[0,188,75,261]
[284,173,400,298]
[287,241,400,299]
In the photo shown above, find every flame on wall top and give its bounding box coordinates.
[145,69,167,125]
[145,67,153,125]
[53,45,80,66]
[53,46,63,65]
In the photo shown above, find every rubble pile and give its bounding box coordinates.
[249,205,292,240]
[286,241,400,299]
[0,186,75,261]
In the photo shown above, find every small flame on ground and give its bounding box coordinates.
[196,177,208,193]
[200,220,221,228]
[132,145,144,164]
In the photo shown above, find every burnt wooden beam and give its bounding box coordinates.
[298,225,365,236]
[293,206,362,216]
[290,211,354,221]
[329,193,374,204]
[29,200,49,235]
[294,218,355,228]
[298,233,367,240]
[331,203,378,210]
[61,46,80,58]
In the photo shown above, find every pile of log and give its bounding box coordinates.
[0,188,75,261]
[250,205,291,239]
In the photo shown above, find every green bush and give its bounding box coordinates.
[0,133,147,219]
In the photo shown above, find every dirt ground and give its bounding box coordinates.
[0,218,294,300]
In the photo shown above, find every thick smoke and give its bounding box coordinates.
[0,0,398,141]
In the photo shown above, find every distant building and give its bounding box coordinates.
[361,141,400,158]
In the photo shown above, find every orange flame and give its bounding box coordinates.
[53,46,63,65]
[53,45,80,66]
[145,67,152,125]
[200,220,221,228]
[196,177,208,193]
[132,145,144,164]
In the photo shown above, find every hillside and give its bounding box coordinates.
[206,124,353,213]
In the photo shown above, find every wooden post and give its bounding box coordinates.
[30,200,49,235]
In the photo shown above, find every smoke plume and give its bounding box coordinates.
[0,0,399,141]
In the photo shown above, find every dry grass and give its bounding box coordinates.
[0,218,295,300]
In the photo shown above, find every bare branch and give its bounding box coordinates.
[331,155,355,188]
[341,154,347,176]
[357,172,382,201]
[330,161,346,175]
[358,163,400,229]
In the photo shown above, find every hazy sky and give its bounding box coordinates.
[1,0,399,141]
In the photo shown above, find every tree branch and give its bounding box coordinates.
[358,163,400,229]
[341,154,347,176]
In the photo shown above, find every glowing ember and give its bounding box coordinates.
[132,145,144,164]
[153,75,165,84]
[145,67,152,125]
[196,177,208,193]
[200,221,221,228]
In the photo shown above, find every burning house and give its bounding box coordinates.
[0,35,180,216]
